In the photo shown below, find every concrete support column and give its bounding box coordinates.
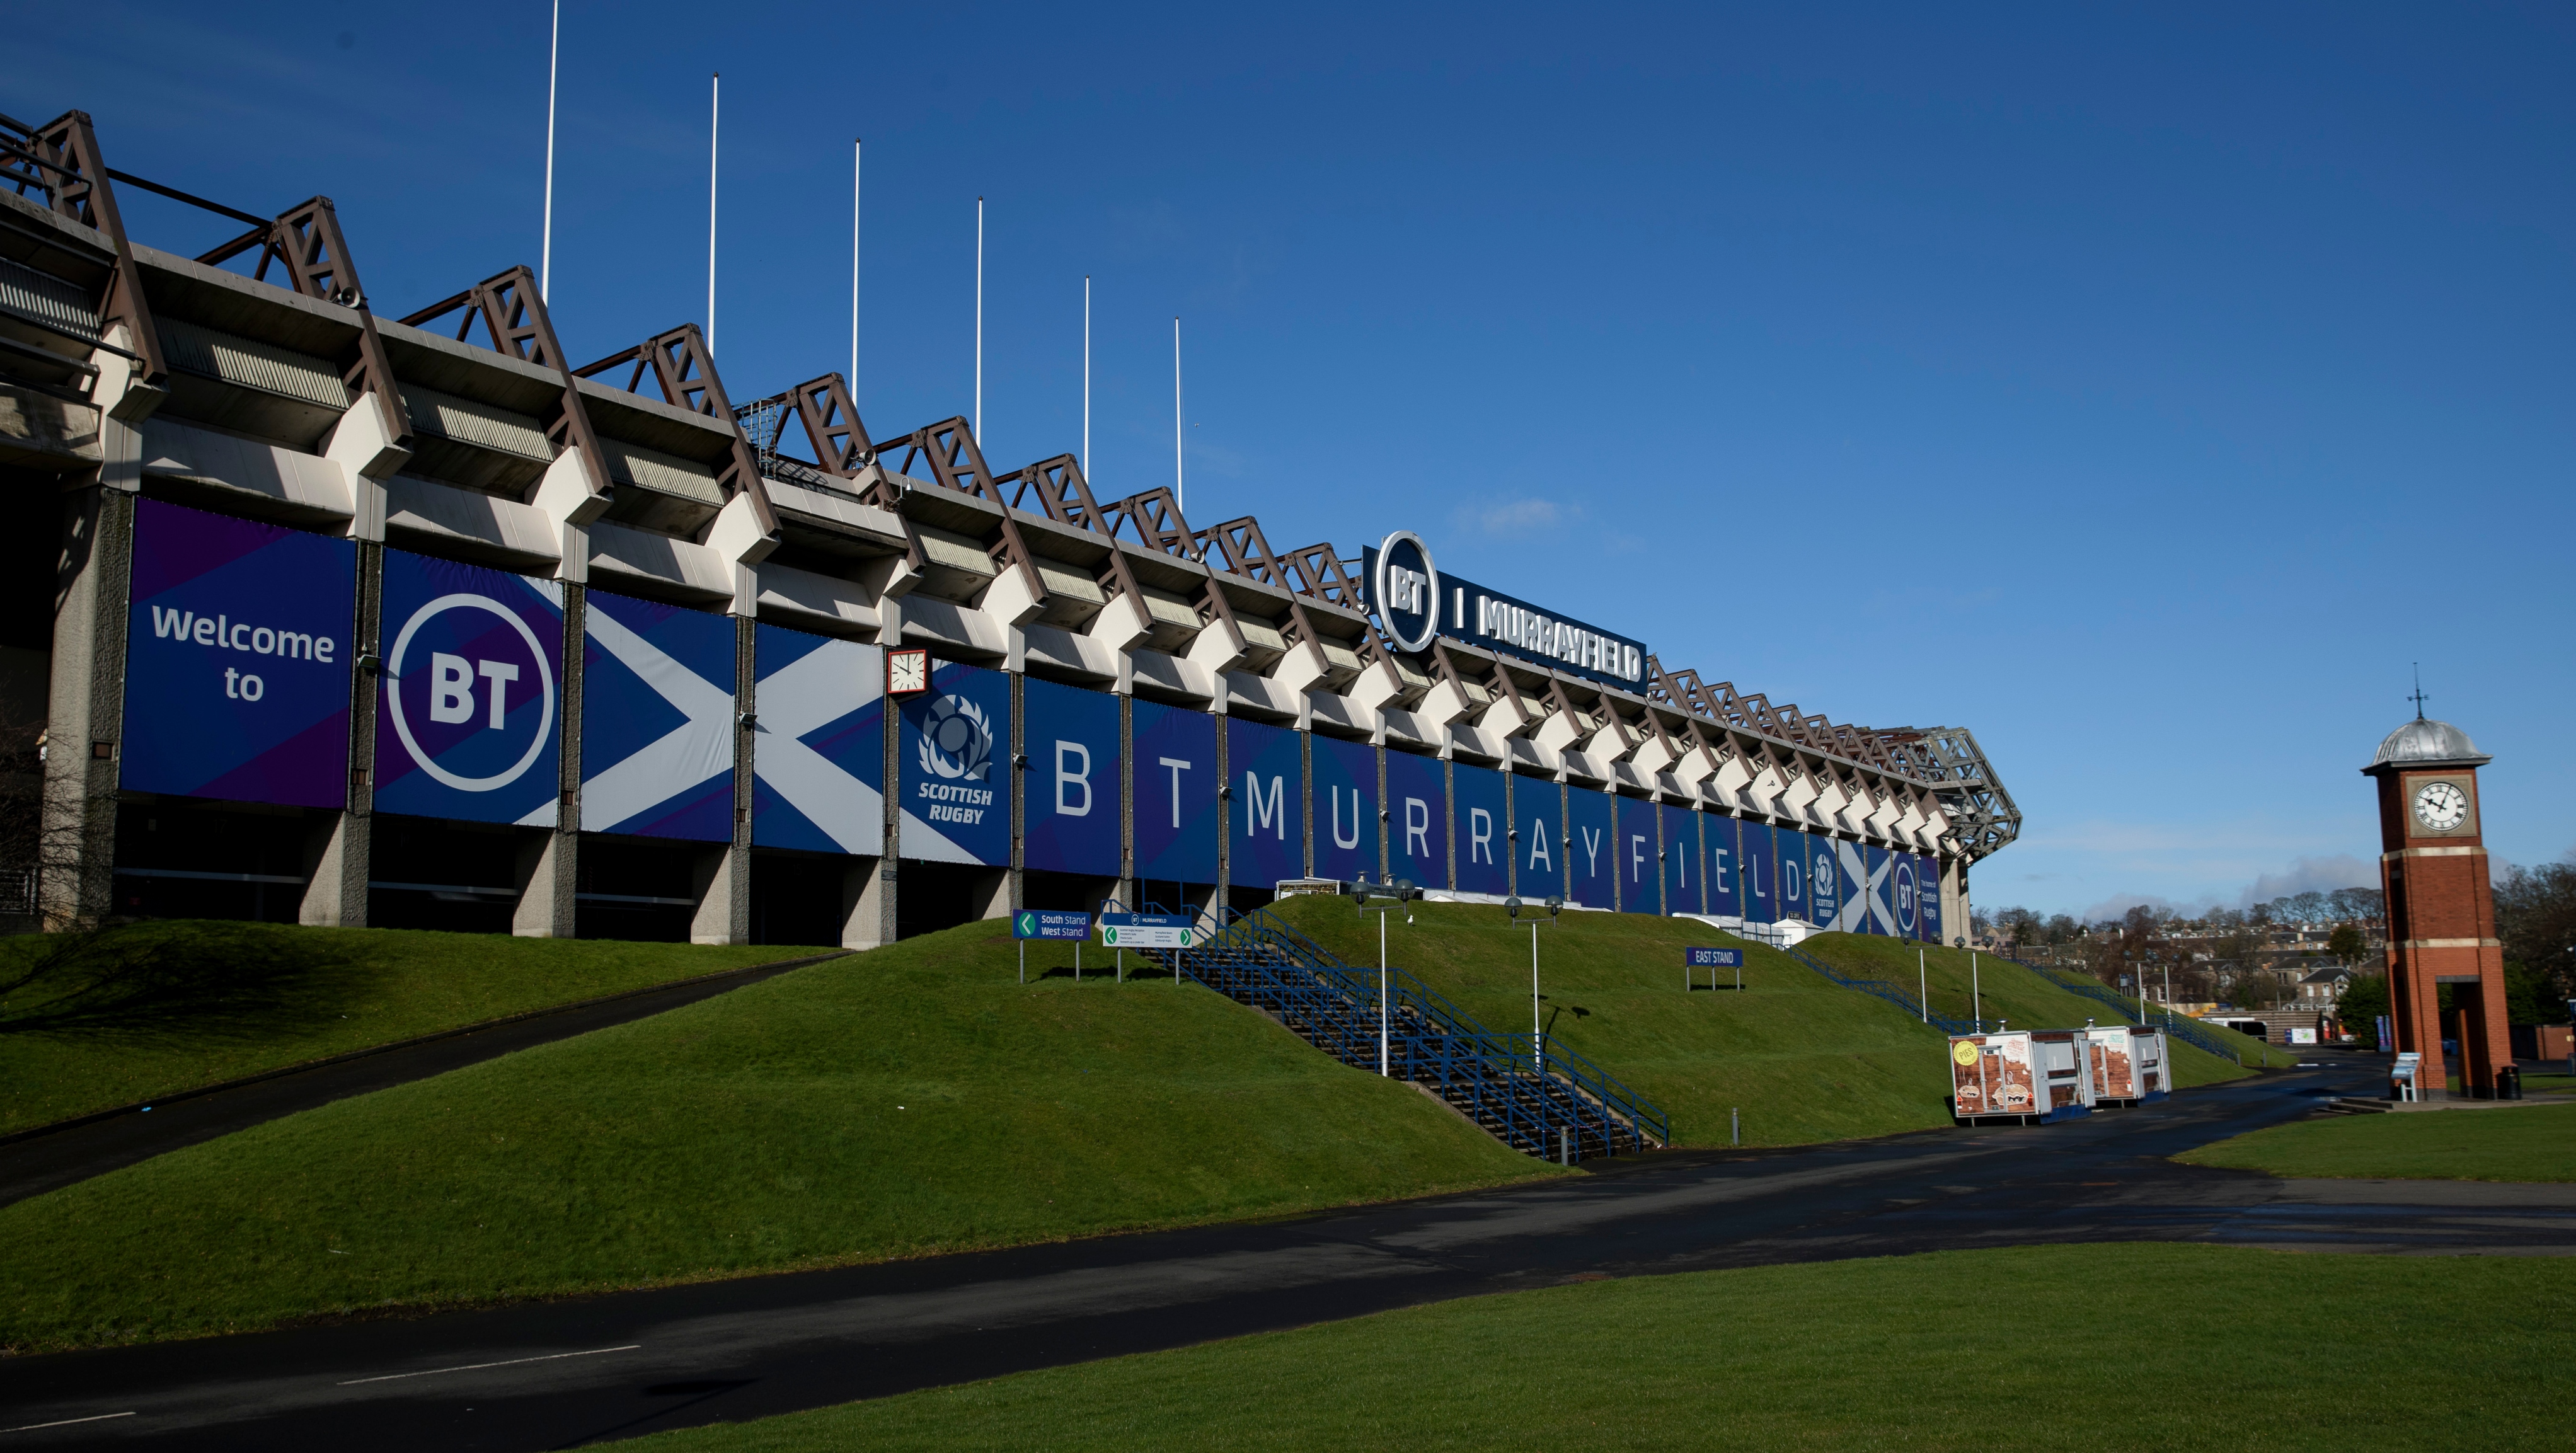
[689,846,745,944]
[1213,711,1230,911]
[1005,669,1025,914]
[512,829,575,937]
[40,483,136,929]
[300,539,382,927]
[841,856,890,949]
[686,613,756,945]
[1299,726,1315,879]
[1115,691,1136,910]
[514,583,583,937]
[966,869,1011,922]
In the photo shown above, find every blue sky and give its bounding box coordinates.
[13,3,2572,919]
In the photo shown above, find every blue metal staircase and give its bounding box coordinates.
[1129,904,1668,1162]
[1778,943,1978,1034]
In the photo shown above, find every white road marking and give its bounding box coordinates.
[337,1345,641,1386]
[3,1412,136,1433]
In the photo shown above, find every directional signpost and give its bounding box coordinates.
[1096,912,1198,985]
[1013,909,1093,985]
[1686,946,1744,992]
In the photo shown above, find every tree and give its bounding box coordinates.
[2493,861,2576,1006]
[2338,973,2390,1039]
[2325,924,2367,965]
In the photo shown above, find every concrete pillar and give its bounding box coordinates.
[1115,691,1136,910]
[689,844,746,945]
[685,612,756,946]
[841,855,890,949]
[966,868,1011,922]
[1006,668,1025,914]
[299,540,382,927]
[39,483,135,929]
[513,583,583,937]
[1299,726,1316,879]
[1213,710,1230,910]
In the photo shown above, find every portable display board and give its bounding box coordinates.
[1514,772,1563,900]
[750,624,883,856]
[374,548,565,827]
[1661,803,1700,915]
[1384,748,1446,890]
[1228,716,1304,888]
[1132,698,1217,886]
[122,498,355,808]
[1452,762,1509,896]
[1311,734,1379,882]
[580,589,735,841]
[1567,786,1614,908]
[898,659,1011,865]
[1021,675,1121,876]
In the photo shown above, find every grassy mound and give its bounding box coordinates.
[1792,934,2299,1081]
[0,922,833,1135]
[619,1242,2570,1452]
[0,920,1556,1354]
[1271,899,1964,1147]
[2176,1101,2576,1181]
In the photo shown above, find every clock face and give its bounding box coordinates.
[2412,779,2469,833]
[887,649,929,696]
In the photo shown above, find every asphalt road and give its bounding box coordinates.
[8,1053,2571,1450]
[0,953,845,1211]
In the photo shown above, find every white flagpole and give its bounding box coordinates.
[850,139,861,387]
[1172,316,1183,515]
[974,196,984,443]
[541,0,559,302]
[865,139,875,389]
[1082,276,1091,476]
[706,72,719,355]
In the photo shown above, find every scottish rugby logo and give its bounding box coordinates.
[917,693,994,780]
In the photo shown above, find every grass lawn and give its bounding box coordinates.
[0,922,834,1135]
[0,920,1557,1354]
[2175,1101,2576,1181]
[617,1242,2570,1452]
[1793,933,2300,1081]
[1268,899,2270,1148]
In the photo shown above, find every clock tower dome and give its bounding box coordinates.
[2363,713,2509,1098]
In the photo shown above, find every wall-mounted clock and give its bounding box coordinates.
[887,648,930,697]
[2412,779,2468,833]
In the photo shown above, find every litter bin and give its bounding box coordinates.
[2495,1065,2522,1101]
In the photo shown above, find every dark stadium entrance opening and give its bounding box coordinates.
[575,836,711,943]
[747,850,845,947]
[113,799,322,924]
[894,860,1009,939]
[368,815,529,934]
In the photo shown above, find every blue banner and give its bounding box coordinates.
[1452,763,1509,896]
[1777,827,1812,924]
[1132,699,1217,886]
[1739,822,1776,924]
[1385,749,1445,891]
[899,660,1011,865]
[1919,855,1945,943]
[1662,803,1700,915]
[1616,795,1657,914]
[1568,786,1614,908]
[579,590,735,841]
[1311,735,1377,883]
[1229,716,1304,888]
[1865,844,1894,935]
[122,498,354,808]
[1829,838,1870,933]
[374,549,564,827]
[1707,814,1739,917]
[1893,852,1924,939]
[1514,772,1562,900]
[1021,675,1121,876]
[1808,833,1842,931]
[750,624,883,856]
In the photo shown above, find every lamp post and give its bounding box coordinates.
[1507,893,1565,1071]
[1350,876,1416,1076]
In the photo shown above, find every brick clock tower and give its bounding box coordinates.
[2364,713,2509,1098]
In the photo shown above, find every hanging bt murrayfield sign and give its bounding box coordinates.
[1360,532,1646,687]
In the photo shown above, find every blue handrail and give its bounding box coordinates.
[2008,958,2248,1065]
[1780,943,1978,1035]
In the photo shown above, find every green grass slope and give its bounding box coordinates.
[0,921,1556,1355]
[2176,1102,2576,1181]
[622,1243,2570,1452]
[0,922,834,1135]
[1270,899,1969,1147]
[1793,934,2299,1083]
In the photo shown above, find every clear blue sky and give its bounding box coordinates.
[14,3,2572,919]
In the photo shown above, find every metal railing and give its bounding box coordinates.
[1779,944,1978,1034]
[1130,903,1669,1161]
[2011,958,2247,1065]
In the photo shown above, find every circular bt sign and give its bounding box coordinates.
[384,592,556,793]
[1895,860,1918,930]
[1371,531,1439,654]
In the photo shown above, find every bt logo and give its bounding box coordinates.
[385,593,556,793]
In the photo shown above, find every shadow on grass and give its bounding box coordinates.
[0,922,365,1042]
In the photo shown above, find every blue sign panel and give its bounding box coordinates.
[1452,763,1509,896]
[1865,844,1894,935]
[1707,814,1739,917]
[1739,822,1776,924]
[1229,716,1304,888]
[374,549,564,827]
[122,498,354,808]
[1616,796,1657,914]
[1360,536,1646,691]
[1808,834,1842,931]
[579,590,734,841]
[1568,786,1614,908]
[750,624,882,856]
[1132,699,1217,886]
[1514,772,1563,900]
[1777,827,1812,924]
[1919,855,1945,943]
[1662,803,1700,915]
[1893,852,1923,938]
[1022,675,1120,876]
[1311,734,1378,883]
[1829,838,1870,933]
[1012,908,1091,941]
[1686,947,1744,968]
[899,660,1011,865]
[1385,749,1446,891]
